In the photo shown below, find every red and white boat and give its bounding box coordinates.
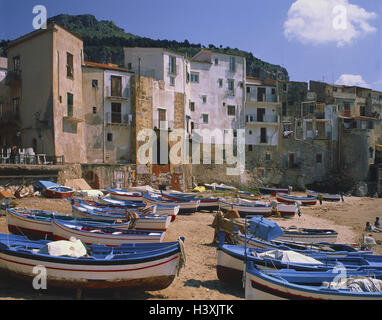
[44,186,75,199]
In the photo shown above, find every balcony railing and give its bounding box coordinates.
[106,86,129,99]
[247,93,279,103]
[106,112,130,125]
[246,114,279,123]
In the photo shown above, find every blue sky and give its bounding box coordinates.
[1,0,381,90]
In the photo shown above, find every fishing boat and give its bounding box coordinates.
[0,233,185,290]
[144,193,199,216]
[306,190,343,202]
[44,186,75,199]
[71,199,155,215]
[217,244,382,285]
[245,262,382,300]
[161,191,219,212]
[106,188,144,202]
[276,193,317,206]
[204,183,236,192]
[219,198,297,218]
[82,197,147,209]
[277,226,338,244]
[237,198,298,218]
[51,220,165,246]
[218,199,272,217]
[6,207,131,240]
[259,187,289,196]
[71,205,172,231]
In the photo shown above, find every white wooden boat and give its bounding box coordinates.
[144,194,199,216]
[51,220,165,246]
[71,205,172,231]
[0,233,185,290]
[276,193,317,206]
[245,262,382,300]
[306,190,342,202]
[106,188,144,202]
[277,226,338,244]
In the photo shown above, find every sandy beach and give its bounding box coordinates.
[0,194,381,300]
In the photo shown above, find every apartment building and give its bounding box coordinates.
[3,22,87,163]
[82,61,134,164]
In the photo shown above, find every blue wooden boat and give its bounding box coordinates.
[71,205,172,231]
[33,180,60,191]
[306,190,343,202]
[276,193,317,206]
[161,191,219,212]
[0,233,185,290]
[81,197,147,208]
[6,207,131,240]
[245,262,382,300]
[51,219,165,246]
[106,188,144,202]
[143,193,199,216]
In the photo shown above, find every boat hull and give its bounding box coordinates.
[276,193,317,206]
[44,187,74,199]
[0,245,181,290]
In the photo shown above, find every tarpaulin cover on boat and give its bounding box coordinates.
[323,277,382,292]
[249,216,284,241]
[38,237,87,258]
[256,249,324,265]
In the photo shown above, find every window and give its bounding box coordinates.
[169,76,175,86]
[67,93,73,117]
[249,130,252,135]
[127,62,132,70]
[283,83,287,92]
[218,79,223,88]
[257,88,266,102]
[12,98,20,115]
[111,103,122,123]
[66,52,73,77]
[271,88,276,95]
[316,154,322,163]
[202,96,207,104]
[202,114,208,124]
[169,56,176,74]
[92,80,98,88]
[191,73,199,83]
[190,101,195,112]
[246,86,250,93]
[229,56,235,72]
[260,128,267,143]
[227,105,235,116]
[265,153,271,161]
[111,76,122,97]
[257,108,265,122]
[214,58,219,65]
[282,102,287,116]
[107,133,113,142]
[248,145,253,152]
[158,109,166,127]
[228,79,234,91]
[360,106,366,116]
[344,104,351,116]
[92,106,97,114]
[13,56,20,72]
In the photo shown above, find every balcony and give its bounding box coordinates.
[63,105,83,122]
[154,120,175,131]
[105,86,129,100]
[225,89,235,97]
[106,112,130,125]
[4,70,21,86]
[246,114,279,125]
[246,93,279,104]
[0,111,20,124]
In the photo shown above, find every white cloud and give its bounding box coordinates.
[284,0,377,47]
[335,74,369,87]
